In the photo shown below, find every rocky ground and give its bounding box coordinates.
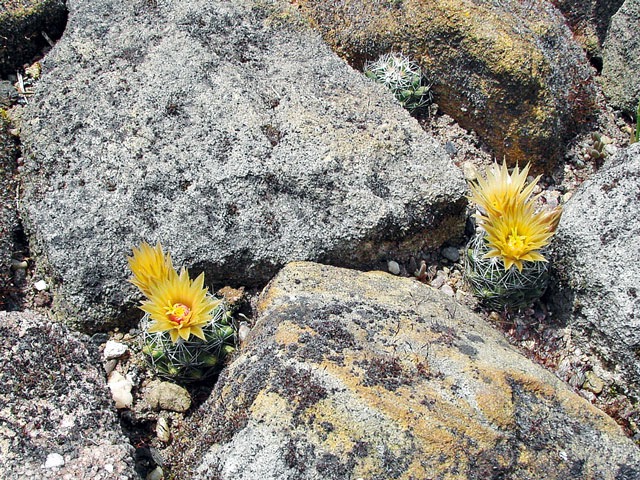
[1,0,640,474]
[3,63,640,477]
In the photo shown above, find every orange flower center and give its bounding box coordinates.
[165,303,192,325]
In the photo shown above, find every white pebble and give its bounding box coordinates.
[440,284,455,296]
[108,371,133,409]
[34,280,48,291]
[44,453,65,469]
[387,261,401,275]
[103,340,129,360]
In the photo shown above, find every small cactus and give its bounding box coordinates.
[585,132,606,164]
[464,233,549,310]
[364,53,432,112]
[463,162,561,310]
[140,303,236,382]
[128,242,237,383]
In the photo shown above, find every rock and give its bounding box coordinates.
[19,0,467,334]
[107,371,133,409]
[294,0,599,170]
[146,466,164,480]
[552,0,624,58]
[583,371,605,395]
[0,0,68,76]
[167,262,640,479]
[145,381,191,413]
[156,417,171,443]
[549,143,640,398]
[0,311,137,478]
[44,453,64,469]
[441,246,459,262]
[103,340,128,360]
[601,0,640,114]
[33,279,48,291]
[386,260,400,275]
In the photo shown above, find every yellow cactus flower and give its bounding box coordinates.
[141,268,221,343]
[128,242,176,297]
[481,201,555,271]
[469,162,540,218]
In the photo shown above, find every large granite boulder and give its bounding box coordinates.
[294,0,599,171]
[166,262,640,479]
[19,0,467,333]
[0,311,136,478]
[0,0,67,76]
[601,0,640,114]
[550,143,640,397]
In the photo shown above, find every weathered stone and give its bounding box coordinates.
[601,0,640,114]
[0,310,136,479]
[549,143,640,398]
[0,0,67,76]
[107,371,133,409]
[551,0,624,58]
[294,0,599,171]
[19,0,467,333]
[167,262,640,479]
[145,381,191,413]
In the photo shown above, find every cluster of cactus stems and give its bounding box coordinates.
[464,233,549,310]
[140,305,236,382]
[128,242,237,383]
[463,162,561,311]
[364,53,432,112]
[585,132,606,163]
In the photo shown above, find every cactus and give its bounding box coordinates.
[464,233,549,310]
[463,162,561,310]
[364,53,432,112]
[140,302,236,382]
[128,241,237,383]
[585,132,606,164]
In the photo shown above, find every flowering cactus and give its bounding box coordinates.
[129,242,236,381]
[464,163,561,309]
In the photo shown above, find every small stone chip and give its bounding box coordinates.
[44,453,64,469]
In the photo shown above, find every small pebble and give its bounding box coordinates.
[238,322,251,343]
[146,466,164,480]
[103,340,129,360]
[44,453,65,469]
[441,247,460,263]
[461,161,478,181]
[33,280,48,291]
[146,381,191,412]
[387,260,401,275]
[156,417,171,443]
[430,271,447,289]
[440,284,455,296]
[108,371,133,409]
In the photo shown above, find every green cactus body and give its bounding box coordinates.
[464,233,549,310]
[364,53,432,112]
[140,302,236,382]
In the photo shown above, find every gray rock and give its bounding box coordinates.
[601,0,640,114]
[550,143,640,397]
[167,262,640,479]
[19,0,467,333]
[0,311,136,479]
[441,246,460,262]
